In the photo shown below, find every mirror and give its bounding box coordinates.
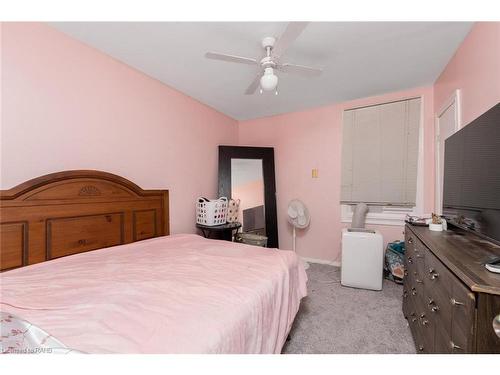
[231,159,265,236]
[218,146,278,248]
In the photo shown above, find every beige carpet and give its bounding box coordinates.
[282,263,416,354]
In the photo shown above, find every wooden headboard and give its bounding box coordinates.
[0,170,169,271]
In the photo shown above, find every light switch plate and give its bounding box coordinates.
[312,169,319,178]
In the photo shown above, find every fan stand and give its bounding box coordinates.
[292,226,309,270]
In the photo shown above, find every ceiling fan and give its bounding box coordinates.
[205,22,322,95]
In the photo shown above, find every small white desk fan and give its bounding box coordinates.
[287,199,311,269]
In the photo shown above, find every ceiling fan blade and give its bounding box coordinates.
[272,22,309,58]
[205,52,258,65]
[244,74,262,95]
[279,63,323,77]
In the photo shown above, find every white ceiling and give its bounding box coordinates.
[50,22,473,121]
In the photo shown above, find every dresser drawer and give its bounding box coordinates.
[408,254,425,282]
[411,271,425,299]
[423,247,476,353]
[416,297,435,353]
[434,322,452,354]
[403,270,420,319]
[406,300,425,353]
[425,293,452,335]
[450,278,476,353]
[405,251,424,289]
[405,229,417,254]
[424,248,454,338]
[405,228,425,275]
[407,272,423,302]
[405,246,416,268]
[405,229,418,269]
[414,241,426,272]
[424,249,453,316]
[477,293,500,353]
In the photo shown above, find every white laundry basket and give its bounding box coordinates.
[196,197,228,226]
[341,228,384,291]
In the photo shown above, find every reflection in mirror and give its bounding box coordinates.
[231,159,265,235]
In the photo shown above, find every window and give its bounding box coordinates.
[340,98,422,224]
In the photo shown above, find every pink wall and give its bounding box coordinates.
[238,86,434,262]
[2,22,498,263]
[434,22,500,126]
[0,22,238,234]
[238,22,500,262]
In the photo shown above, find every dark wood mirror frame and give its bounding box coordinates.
[218,146,278,248]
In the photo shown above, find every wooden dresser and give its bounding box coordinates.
[403,224,500,353]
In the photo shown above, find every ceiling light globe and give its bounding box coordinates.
[260,68,278,91]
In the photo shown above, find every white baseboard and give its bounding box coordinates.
[301,256,340,267]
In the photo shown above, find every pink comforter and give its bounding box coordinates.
[0,234,307,353]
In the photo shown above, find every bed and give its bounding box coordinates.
[0,171,307,353]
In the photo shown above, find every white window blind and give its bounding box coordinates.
[341,98,421,206]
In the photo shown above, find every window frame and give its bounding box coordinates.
[340,95,426,226]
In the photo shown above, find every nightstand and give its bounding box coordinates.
[196,222,242,242]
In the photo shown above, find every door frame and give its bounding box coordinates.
[434,89,462,214]
[218,145,279,248]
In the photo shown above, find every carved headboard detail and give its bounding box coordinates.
[0,170,169,271]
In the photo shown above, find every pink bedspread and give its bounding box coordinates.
[0,234,307,353]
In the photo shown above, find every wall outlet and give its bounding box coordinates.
[312,169,319,178]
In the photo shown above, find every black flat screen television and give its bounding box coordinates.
[442,103,500,245]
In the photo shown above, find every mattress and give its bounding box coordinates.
[0,234,307,353]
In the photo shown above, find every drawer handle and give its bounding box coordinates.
[450,298,464,306]
[418,345,424,352]
[416,254,424,258]
[450,341,462,350]
[78,239,87,246]
[408,257,413,264]
[410,312,417,322]
[403,291,408,298]
[408,238,413,244]
[493,314,500,339]
[430,273,440,280]
[415,279,423,284]
[428,268,435,274]
[404,270,408,276]
[428,298,440,312]
[411,288,417,296]
[419,313,429,325]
